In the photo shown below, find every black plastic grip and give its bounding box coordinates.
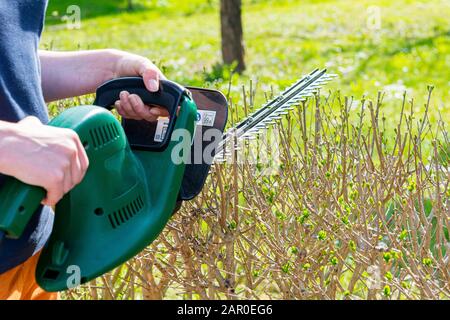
[94,77,188,151]
[94,77,185,115]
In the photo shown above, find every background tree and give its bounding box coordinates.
[127,0,133,11]
[220,0,246,73]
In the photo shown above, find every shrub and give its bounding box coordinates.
[64,87,449,300]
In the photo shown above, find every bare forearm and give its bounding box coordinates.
[39,49,121,102]
[38,49,164,119]
[0,120,17,174]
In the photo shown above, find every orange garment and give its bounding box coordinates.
[0,251,59,300]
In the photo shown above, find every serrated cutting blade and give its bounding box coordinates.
[215,69,336,159]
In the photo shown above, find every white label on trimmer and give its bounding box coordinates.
[154,117,170,142]
[196,110,216,127]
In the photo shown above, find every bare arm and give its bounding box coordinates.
[39,49,115,102]
[39,49,167,120]
[40,49,162,101]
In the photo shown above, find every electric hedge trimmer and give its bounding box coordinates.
[0,69,335,291]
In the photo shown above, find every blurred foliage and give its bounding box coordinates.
[44,0,450,127]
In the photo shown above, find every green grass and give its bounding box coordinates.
[45,0,219,22]
[43,0,450,126]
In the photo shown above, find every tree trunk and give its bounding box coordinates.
[127,0,133,11]
[220,0,246,73]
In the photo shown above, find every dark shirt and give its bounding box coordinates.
[0,0,54,274]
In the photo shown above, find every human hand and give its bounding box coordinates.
[112,51,170,121]
[0,116,89,206]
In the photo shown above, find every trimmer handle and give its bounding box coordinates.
[94,77,189,151]
[94,77,185,115]
[0,178,46,239]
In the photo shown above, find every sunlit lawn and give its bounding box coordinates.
[43,0,450,125]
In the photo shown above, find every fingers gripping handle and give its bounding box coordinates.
[0,178,46,239]
[94,77,189,151]
[94,77,185,115]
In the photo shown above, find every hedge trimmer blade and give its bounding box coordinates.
[215,69,336,161]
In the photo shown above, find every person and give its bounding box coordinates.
[0,1,168,299]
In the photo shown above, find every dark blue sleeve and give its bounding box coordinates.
[0,0,54,274]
